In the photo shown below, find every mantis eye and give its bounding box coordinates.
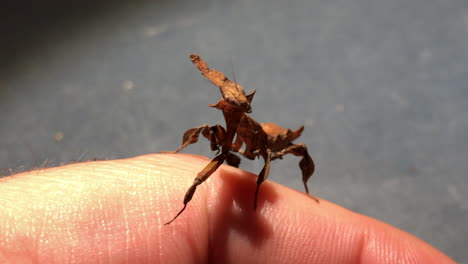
[243,103,252,113]
[225,97,239,106]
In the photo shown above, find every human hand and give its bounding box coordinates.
[0,154,455,263]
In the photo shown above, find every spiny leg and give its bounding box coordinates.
[165,153,226,225]
[174,125,209,153]
[272,143,319,203]
[235,148,257,160]
[174,124,225,153]
[254,150,272,210]
[203,124,226,152]
[232,132,256,160]
[231,133,244,153]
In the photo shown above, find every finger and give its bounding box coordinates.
[0,154,455,264]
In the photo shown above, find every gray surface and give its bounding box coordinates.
[1,0,467,261]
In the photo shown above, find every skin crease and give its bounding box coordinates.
[0,154,455,264]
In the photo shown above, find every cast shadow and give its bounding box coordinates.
[207,167,280,261]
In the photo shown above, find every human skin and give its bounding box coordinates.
[0,154,455,263]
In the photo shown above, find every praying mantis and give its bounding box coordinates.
[165,54,317,225]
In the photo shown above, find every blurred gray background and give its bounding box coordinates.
[1,0,467,261]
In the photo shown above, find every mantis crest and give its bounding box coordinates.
[164,54,318,225]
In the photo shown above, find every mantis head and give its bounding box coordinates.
[190,53,256,113]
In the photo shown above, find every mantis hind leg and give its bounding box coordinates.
[165,153,226,225]
[272,143,319,203]
[254,150,272,210]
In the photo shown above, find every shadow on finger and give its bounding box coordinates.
[208,167,279,261]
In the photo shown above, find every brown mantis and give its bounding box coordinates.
[164,54,317,225]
